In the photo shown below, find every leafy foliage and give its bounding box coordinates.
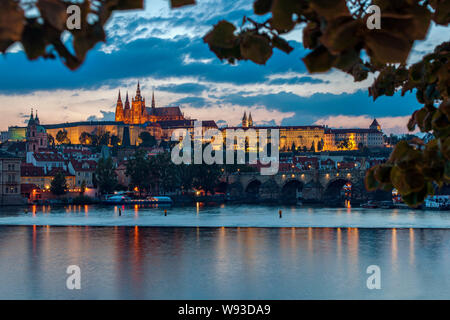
[0,0,144,70]
[95,157,118,194]
[50,170,67,195]
[139,131,157,147]
[55,129,70,144]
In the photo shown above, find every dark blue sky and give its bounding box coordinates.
[0,0,439,133]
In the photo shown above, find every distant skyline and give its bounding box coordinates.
[0,0,446,134]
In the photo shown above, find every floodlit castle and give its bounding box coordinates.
[115,82,185,124]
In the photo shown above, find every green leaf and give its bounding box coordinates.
[310,0,349,20]
[302,22,321,49]
[364,30,413,64]
[21,20,47,60]
[0,0,24,52]
[374,164,392,184]
[37,0,67,31]
[365,166,379,191]
[203,20,237,49]
[320,18,361,55]
[271,0,297,33]
[240,33,273,65]
[390,166,410,195]
[302,45,336,73]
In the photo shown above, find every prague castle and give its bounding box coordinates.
[115,81,185,124]
[3,81,384,151]
[5,82,217,146]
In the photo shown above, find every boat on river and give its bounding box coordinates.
[103,195,173,205]
[360,201,378,209]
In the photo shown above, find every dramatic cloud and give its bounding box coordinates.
[0,0,444,134]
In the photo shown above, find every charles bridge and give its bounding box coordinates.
[217,168,369,203]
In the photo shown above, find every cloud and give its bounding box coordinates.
[157,83,208,94]
[313,115,414,135]
[87,110,116,121]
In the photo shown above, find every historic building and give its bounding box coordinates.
[0,150,23,205]
[225,112,384,151]
[26,109,48,153]
[39,82,217,146]
[330,119,384,150]
[115,82,185,124]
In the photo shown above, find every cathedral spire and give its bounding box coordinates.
[248,112,253,127]
[115,91,124,122]
[35,110,39,124]
[136,81,141,99]
[28,108,35,126]
[242,111,248,128]
[124,91,130,109]
[152,89,155,108]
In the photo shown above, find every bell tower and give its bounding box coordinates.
[115,90,124,122]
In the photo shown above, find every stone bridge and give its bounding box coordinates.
[217,169,367,203]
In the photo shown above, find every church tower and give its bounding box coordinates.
[369,118,381,131]
[115,90,124,122]
[152,90,156,108]
[26,109,47,153]
[132,81,146,124]
[248,112,253,127]
[242,111,248,128]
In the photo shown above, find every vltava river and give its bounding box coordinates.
[0,205,448,299]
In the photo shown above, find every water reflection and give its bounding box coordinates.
[0,226,448,299]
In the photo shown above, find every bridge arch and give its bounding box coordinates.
[324,178,352,201]
[215,181,228,194]
[245,179,262,199]
[280,179,304,203]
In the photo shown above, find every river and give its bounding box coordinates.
[0,204,448,299]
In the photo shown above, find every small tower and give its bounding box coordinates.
[28,108,35,126]
[135,81,142,101]
[152,89,156,108]
[242,111,248,128]
[248,112,253,127]
[369,118,381,131]
[124,91,130,109]
[26,108,47,153]
[115,90,124,122]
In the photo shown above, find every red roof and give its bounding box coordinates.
[70,160,97,172]
[21,163,45,177]
[33,152,64,162]
[46,167,74,177]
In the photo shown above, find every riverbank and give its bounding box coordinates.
[0,204,449,228]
